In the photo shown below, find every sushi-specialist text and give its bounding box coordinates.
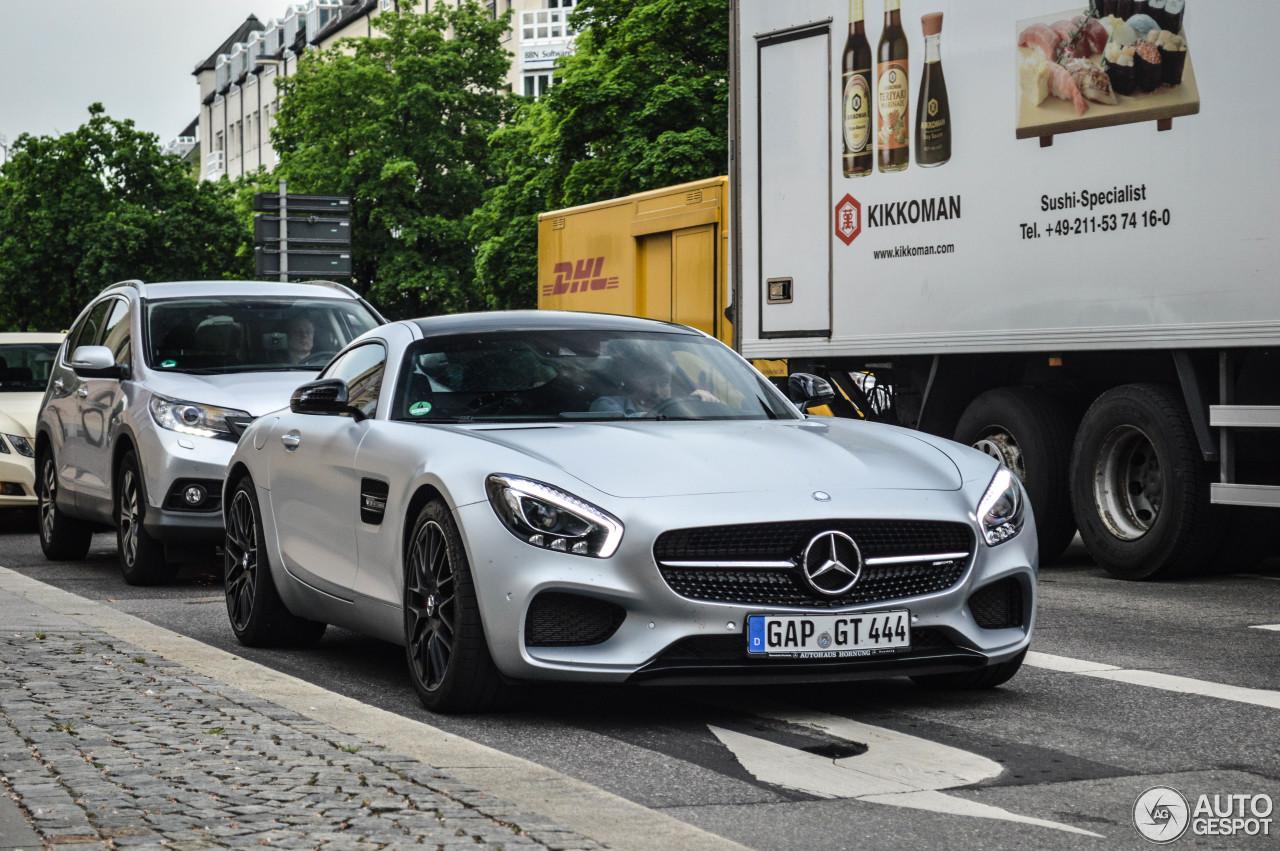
[1020,209,1171,240]
[1041,183,1148,212]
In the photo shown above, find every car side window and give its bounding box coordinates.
[65,299,114,359]
[323,343,386,418]
[101,300,132,366]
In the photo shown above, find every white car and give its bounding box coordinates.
[223,311,1038,713]
[0,333,65,510]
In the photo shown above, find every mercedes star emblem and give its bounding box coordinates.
[800,530,863,596]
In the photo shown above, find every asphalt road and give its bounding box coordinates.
[2,508,1278,850]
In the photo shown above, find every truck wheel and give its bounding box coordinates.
[1070,384,1217,580]
[954,388,1075,564]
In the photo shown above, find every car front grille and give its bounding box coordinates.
[654,520,973,608]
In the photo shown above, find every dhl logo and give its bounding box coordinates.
[543,257,620,297]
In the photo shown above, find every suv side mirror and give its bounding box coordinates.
[787,372,836,411]
[70,345,130,380]
[290,378,365,421]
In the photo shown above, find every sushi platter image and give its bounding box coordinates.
[1015,1,1198,144]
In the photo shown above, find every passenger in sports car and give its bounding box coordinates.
[590,342,721,416]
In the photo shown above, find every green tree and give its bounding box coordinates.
[271,2,514,319]
[0,104,249,331]
[473,0,730,309]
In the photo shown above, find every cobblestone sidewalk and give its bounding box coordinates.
[0,629,603,850]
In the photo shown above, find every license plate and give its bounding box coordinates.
[746,610,910,658]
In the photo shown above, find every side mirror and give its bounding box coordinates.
[787,372,836,411]
[290,378,365,421]
[70,345,130,380]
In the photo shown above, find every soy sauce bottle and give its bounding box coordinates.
[915,12,950,167]
[841,0,873,177]
[877,0,909,172]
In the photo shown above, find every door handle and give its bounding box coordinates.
[281,433,301,450]
[76,388,88,398]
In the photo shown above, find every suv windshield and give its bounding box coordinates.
[146,297,380,374]
[0,343,61,392]
[391,329,799,422]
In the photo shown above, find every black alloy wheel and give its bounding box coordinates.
[406,516,457,694]
[35,451,92,561]
[404,499,507,713]
[223,475,326,647]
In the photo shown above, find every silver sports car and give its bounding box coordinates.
[223,311,1037,712]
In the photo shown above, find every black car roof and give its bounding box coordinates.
[408,311,703,337]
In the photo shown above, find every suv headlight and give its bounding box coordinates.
[977,467,1025,546]
[4,434,34,457]
[149,394,249,438]
[486,474,623,558]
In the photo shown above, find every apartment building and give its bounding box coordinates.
[193,0,576,181]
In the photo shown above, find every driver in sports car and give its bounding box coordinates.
[590,344,720,416]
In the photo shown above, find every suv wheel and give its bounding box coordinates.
[116,450,177,585]
[36,451,93,561]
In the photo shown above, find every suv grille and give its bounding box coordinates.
[654,520,973,608]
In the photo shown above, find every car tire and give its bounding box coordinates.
[115,451,178,586]
[35,450,93,561]
[224,474,327,648]
[1069,383,1217,580]
[911,648,1027,690]
[404,498,508,714]
[954,388,1076,565]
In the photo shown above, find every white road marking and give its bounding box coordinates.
[709,707,1103,838]
[1250,624,1280,632]
[1026,652,1280,710]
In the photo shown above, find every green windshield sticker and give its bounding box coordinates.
[409,401,433,416]
[161,359,177,368]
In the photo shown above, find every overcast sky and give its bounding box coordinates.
[0,1,299,150]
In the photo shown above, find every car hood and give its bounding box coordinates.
[141,370,317,417]
[0,392,45,435]
[461,418,964,498]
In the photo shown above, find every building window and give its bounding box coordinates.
[523,73,552,98]
[215,131,224,153]
[520,9,571,41]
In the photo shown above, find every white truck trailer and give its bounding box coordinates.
[731,0,1277,578]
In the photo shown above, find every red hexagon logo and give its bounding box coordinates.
[835,194,862,245]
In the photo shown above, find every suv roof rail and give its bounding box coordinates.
[103,279,145,294]
[299,279,360,299]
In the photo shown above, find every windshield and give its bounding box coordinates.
[391,329,798,423]
[145,297,380,374]
[0,342,61,392]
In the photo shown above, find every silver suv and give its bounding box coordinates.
[35,279,384,584]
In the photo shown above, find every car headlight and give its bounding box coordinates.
[148,394,249,438]
[977,467,1025,546]
[3,435,34,457]
[486,474,623,558]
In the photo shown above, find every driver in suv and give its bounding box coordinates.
[35,279,383,584]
